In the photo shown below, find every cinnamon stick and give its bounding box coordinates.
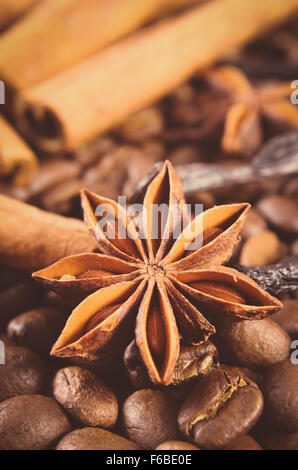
[0,195,97,272]
[14,0,298,153]
[0,115,38,186]
[0,0,37,31]
[0,0,200,91]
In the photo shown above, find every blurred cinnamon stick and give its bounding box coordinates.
[0,0,37,31]
[0,0,201,90]
[0,115,38,186]
[14,0,298,153]
[0,195,97,272]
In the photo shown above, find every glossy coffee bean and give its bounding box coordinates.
[257,195,298,235]
[0,346,46,401]
[0,394,71,450]
[262,360,298,432]
[178,367,263,449]
[156,441,199,450]
[0,282,42,330]
[122,389,180,449]
[223,434,262,450]
[271,299,298,339]
[239,230,287,266]
[7,308,67,354]
[53,366,118,428]
[215,317,290,370]
[56,427,140,450]
[261,430,298,450]
[242,208,267,239]
[124,340,218,389]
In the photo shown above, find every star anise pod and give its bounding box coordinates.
[205,65,298,156]
[33,161,281,385]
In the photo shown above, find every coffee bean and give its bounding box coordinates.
[122,389,180,449]
[124,340,218,389]
[0,346,46,401]
[257,195,298,235]
[0,282,42,330]
[53,366,118,428]
[242,208,267,239]
[0,333,16,347]
[262,360,298,432]
[0,394,71,450]
[178,367,263,449]
[271,299,298,338]
[7,308,67,354]
[55,427,141,450]
[215,317,290,370]
[117,107,164,142]
[261,429,298,450]
[155,441,199,450]
[223,434,262,450]
[239,230,287,266]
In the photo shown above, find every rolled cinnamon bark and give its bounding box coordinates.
[14,0,298,152]
[0,0,200,90]
[0,115,38,186]
[0,195,97,272]
[0,0,37,31]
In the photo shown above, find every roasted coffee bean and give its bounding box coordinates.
[223,434,262,450]
[271,299,298,338]
[0,282,42,330]
[53,366,118,428]
[241,208,267,239]
[124,340,218,389]
[56,427,141,450]
[122,389,180,449]
[262,360,298,432]
[257,195,298,235]
[291,238,298,254]
[239,230,287,266]
[178,367,263,449]
[117,107,164,142]
[0,333,15,347]
[7,308,67,354]
[169,146,200,166]
[0,346,46,401]
[214,317,290,370]
[0,394,71,450]
[261,429,298,450]
[0,267,28,292]
[155,441,199,450]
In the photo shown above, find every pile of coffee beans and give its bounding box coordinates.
[0,185,297,450]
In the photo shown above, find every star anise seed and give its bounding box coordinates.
[33,161,282,385]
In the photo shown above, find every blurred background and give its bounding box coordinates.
[0,0,297,231]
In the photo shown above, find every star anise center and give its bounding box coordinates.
[145,264,165,279]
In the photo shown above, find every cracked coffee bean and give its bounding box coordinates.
[0,394,71,450]
[53,366,118,428]
[124,340,218,389]
[262,360,298,432]
[122,389,180,449]
[56,427,141,450]
[0,346,46,401]
[178,367,263,449]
